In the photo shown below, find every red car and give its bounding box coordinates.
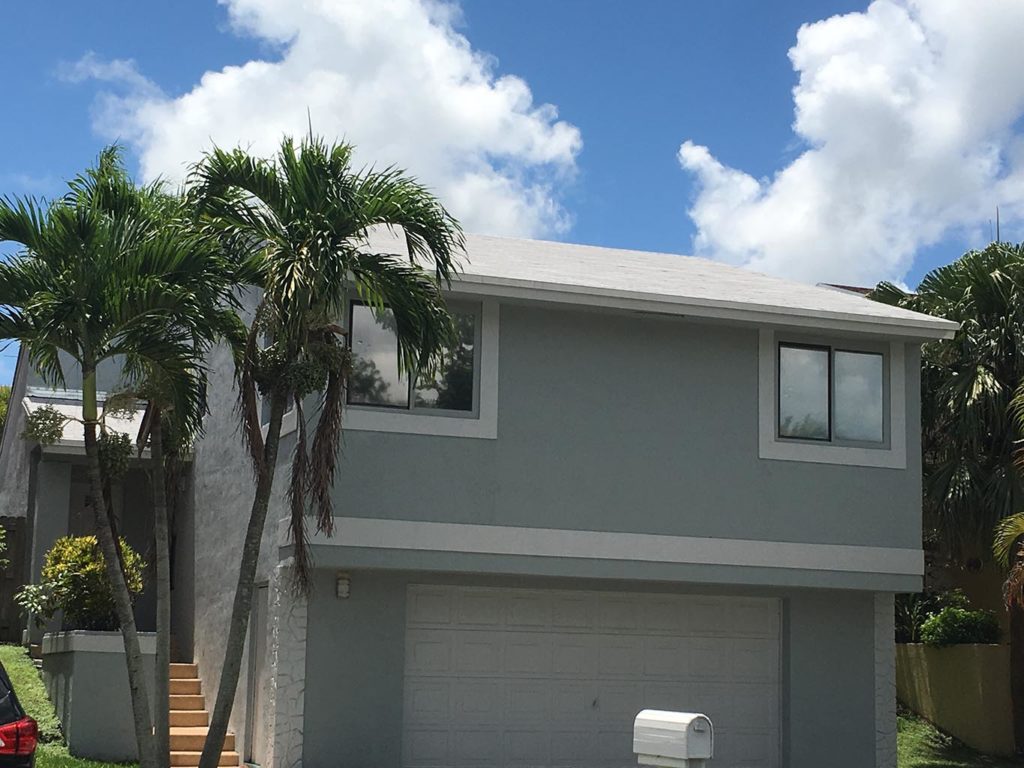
[0,664,36,768]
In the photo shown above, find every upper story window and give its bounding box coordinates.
[778,344,884,445]
[347,301,479,415]
[759,329,906,468]
[342,297,500,439]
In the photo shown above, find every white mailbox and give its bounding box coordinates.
[633,709,714,767]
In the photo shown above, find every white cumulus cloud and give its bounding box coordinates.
[67,0,582,238]
[679,0,1024,285]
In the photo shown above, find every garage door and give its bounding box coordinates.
[403,585,780,768]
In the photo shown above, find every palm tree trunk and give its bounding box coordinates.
[82,366,157,768]
[150,408,171,768]
[199,389,288,768]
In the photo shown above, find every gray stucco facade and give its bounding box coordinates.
[181,281,932,768]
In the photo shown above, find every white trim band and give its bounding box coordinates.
[282,516,923,576]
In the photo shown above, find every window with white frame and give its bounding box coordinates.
[347,300,481,417]
[758,329,906,468]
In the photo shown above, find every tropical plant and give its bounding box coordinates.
[16,535,145,631]
[0,146,241,768]
[919,606,1001,647]
[187,134,463,768]
[872,242,1024,559]
[872,241,1024,752]
[0,385,10,437]
[895,588,969,643]
[68,149,245,768]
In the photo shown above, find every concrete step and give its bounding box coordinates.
[169,728,234,752]
[170,750,239,767]
[169,663,199,679]
[169,694,206,711]
[169,679,202,695]
[170,710,210,727]
[28,644,41,660]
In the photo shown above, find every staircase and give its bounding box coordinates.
[169,663,240,767]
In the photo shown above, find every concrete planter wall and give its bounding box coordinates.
[896,643,1013,756]
[42,630,156,762]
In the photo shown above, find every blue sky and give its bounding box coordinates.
[4,0,1024,384]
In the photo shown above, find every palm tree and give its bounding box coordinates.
[0,148,241,768]
[187,134,463,768]
[872,241,1024,752]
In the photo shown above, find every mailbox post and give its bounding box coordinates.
[633,709,714,768]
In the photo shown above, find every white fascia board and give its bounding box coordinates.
[450,275,958,341]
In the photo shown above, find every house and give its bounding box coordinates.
[3,231,956,768]
[0,353,158,642]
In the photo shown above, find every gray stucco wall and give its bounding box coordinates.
[300,569,881,768]
[328,304,921,550]
[188,338,291,759]
[42,633,157,761]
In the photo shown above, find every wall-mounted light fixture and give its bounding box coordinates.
[336,572,351,599]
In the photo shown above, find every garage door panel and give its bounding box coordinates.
[406,629,454,675]
[597,594,642,630]
[403,586,780,768]
[506,681,552,722]
[689,637,730,679]
[731,684,778,728]
[404,728,449,767]
[596,634,645,677]
[506,592,553,627]
[454,632,503,674]
[454,680,504,721]
[733,638,781,682]
[551,635,597,677]
[550,593,597,629]
[453,728,502,764]
[457,589,505,627]
[405,679,452,723]
[642,636,689,678]
[594,682,644,724]
[504,632,553,675]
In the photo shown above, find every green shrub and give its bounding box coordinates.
[895,588,969,643]
[919,606,1000,647]
[15,536,145,631]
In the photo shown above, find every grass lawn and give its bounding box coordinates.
[899,712,1024,767]
[0,644,135,768]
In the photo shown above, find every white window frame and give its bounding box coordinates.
[758,328,906,469]
[343,297,499,439]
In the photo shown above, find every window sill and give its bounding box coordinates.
[342,406,497,439]
[758,436,906,468]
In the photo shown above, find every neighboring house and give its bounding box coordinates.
[3,231,956,768]
[0,351,157,642]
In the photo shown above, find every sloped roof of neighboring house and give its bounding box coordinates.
[22,386,147,455]
[367,229,957,339]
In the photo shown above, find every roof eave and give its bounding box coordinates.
[449,274,959,341]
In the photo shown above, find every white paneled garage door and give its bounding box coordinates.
[403,585,781,768]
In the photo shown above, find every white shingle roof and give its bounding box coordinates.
[367,230,958,339]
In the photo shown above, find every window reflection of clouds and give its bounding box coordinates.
[834,351,883,443]
[348,305,408,407]
[779,346,829,439]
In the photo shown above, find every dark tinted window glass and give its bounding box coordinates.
[414,312,476,412]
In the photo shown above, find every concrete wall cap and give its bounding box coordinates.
[41,630,157,656]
